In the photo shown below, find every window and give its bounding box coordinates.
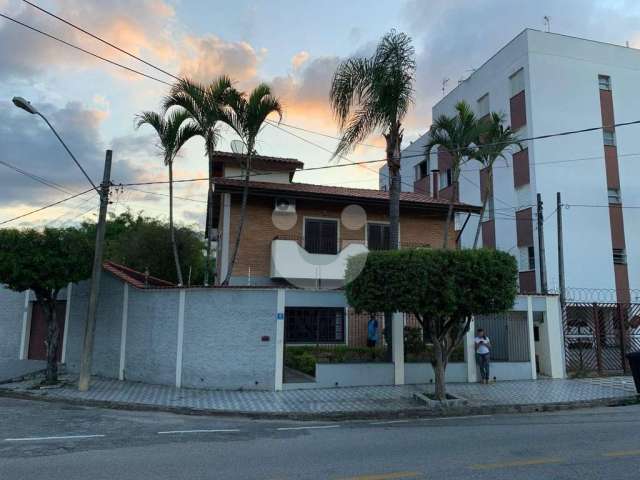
[367,223,390,251]
[509,69,525,97]
[483,195,495,221]
[439,168,452,189]
[613,248,627,265]
[528,246,535,271]
[477,93,490,118]
[603,129,616,146]
[598,75,611,91]
[608,188,621,204]
[304,218,338,254]
[518,246,535,271]
[285,307,345,344]
[416,159,429,180]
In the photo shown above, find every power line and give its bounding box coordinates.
[0,12,172,86]
[126,185,207,204]
[0,187,95,226]
[565,203,640,209]
[0,159,72,194]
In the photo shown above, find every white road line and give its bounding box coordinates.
[420,415,492,421]
[276,425,340,431]
[157,429,241,435]
[369,420,410,425]
[4,434,105,442]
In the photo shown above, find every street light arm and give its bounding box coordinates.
[36,112,99,192]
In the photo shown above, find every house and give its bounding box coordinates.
[381,29,640,303]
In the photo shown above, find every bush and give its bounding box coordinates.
[285,346,387,376]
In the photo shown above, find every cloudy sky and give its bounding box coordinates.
[1,0,640,228]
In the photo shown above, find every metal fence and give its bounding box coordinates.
[474,312,530,362]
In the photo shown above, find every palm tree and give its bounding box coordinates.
[135,109,199,286]
[163,76,235,285]
[472,112,522,248]
[425,101,486,249]
[220,84,283,286]
[329,29,415,250]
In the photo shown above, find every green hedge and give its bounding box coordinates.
[285,346,387,376]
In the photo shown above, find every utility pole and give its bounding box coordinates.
[537,193,548,293]
[78,150,112,391]
[556,192,566,307]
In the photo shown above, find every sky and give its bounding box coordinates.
[2,0,640,229]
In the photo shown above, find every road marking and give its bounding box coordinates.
[603,449,640,458]
[157,429,240,435]
[276,425,340,431]
[4,434,105,442]
[421,415,491,421]
[471,457,564,470]
[369,420,410,425]
[337,471,422,480]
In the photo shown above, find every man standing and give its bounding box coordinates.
[367,315,379,348]
[475,328,491,384]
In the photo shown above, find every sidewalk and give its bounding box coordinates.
[1,374,637,419]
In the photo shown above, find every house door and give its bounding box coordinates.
[28,301,67,361]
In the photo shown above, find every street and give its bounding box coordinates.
[0,397,639,479]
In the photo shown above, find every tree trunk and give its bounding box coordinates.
[472,168,492,249]
[222,150,252,286]
[442,166,460,249]
[43,295,59,385]
[169,161,184,286]
[205,144,215,286]
[431,335,447,401]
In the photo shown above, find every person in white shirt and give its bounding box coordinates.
[474,328,491,384]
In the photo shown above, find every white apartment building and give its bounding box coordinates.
[381,29,640,302]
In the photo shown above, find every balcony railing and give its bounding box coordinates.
[273,235,432,253]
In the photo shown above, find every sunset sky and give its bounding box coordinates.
[2,0,640,228]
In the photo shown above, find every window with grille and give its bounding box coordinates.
[598,75,612,91]
[518,245,535,271]
[367,223,390,251]
[603,129,616,146]
[417,160,429,180]
[284,307,345,343]
[439,168,453,189]
[613,248,627,264]
[304,218,338,254]
[608,188,621,204]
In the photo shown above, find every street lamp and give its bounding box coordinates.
[12,95,112,392]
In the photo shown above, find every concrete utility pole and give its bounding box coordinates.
[78,150,112,391]
[556,192,566,307]
[537,193,548,294]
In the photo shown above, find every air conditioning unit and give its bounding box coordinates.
[274,197,296,213]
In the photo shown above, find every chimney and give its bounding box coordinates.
[431,169,440,199]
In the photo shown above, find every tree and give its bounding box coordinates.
[135,109,199,286]
[345,248,517,400]
[163,76,235,285]
[330,29,415,251]
[220,83,283,286]
[81,211,209,285]
[0,228,93,384]
[472,112,522,248]
[425,101,487,248]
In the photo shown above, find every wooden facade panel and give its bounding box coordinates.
[509,90,527,131]
[604,146,620,189]
[599,90,615,128]
[512,148,530,188]
[609,205,626,250]
[614,264,631,304]
[413,176,430,195]
[516,207,534,247]
[481,219,496,249]
[518,271,536,294]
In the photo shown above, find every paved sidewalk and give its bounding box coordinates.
[0,359,46,383]
[0,374,637,418]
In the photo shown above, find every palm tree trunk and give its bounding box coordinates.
[205,147,214,286]
[386,130,402,250]
[169,161,184,286]
[222,152,252,286]
[442,166,460,249]
[472,168,493,249]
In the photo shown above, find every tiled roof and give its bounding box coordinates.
[212,151,304,169]
[213,178,480,212]
[103,261,176,289]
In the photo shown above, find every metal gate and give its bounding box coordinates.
[563,302,640,375]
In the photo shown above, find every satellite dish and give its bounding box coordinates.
[230,139,247,155]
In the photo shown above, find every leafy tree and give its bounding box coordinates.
[0,228,93,384]
[135,109,199,286]
[330,30,415,250]
[82,211,209,285]
[425,101,487,248]
[220,83,283,286]
[472,112,522,248]
[345,248,517,400]
[163,76,235,285]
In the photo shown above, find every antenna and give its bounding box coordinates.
[441,78,449,96]
[230,139,247,155]
[543,16,551,33]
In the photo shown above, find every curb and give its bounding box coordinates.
[0,387,638,421]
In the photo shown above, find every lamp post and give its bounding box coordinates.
[12,96,112,392]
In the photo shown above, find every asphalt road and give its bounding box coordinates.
[1,397,639,479]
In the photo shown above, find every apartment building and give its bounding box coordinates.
[382,29,640,302]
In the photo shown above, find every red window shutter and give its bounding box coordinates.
[512,148,530,188]
[510,91,526,130]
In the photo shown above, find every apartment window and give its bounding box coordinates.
[613,248,627,265]
[416,159,429,180]
[603,129,616,146]
[440,168,453,189]
[608,188,621,204]
[304,218,338,254]
[483,195,495,221]
[285,307,345,344]
[477,93,490,118]
[367,223,390,251]
[509,69,525,97]
[598,75,612,91]
[519,246,535,271]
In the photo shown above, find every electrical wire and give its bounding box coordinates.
[0,159,72,194]
[0,187,95,226]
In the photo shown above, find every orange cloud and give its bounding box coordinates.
[291,50,310,70]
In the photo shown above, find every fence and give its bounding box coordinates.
[474,312,530,362]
